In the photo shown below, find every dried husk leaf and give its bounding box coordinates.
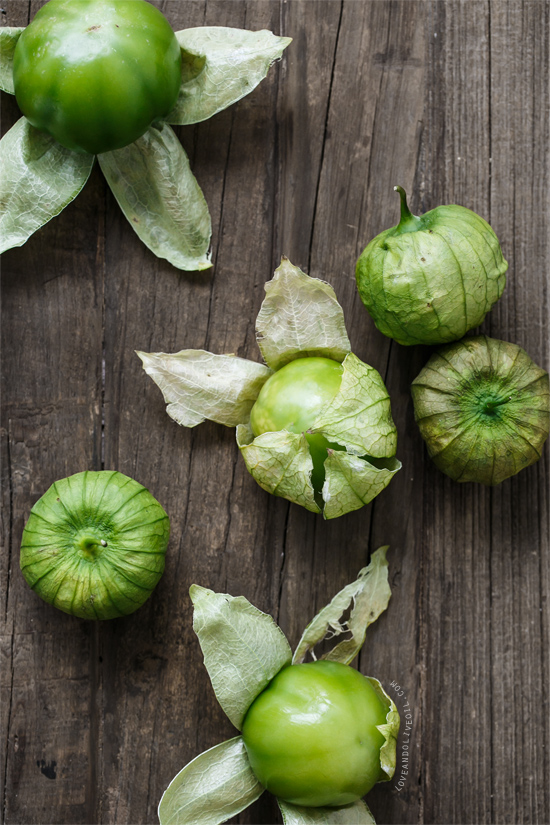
[293,546,391,665]
[278,798,376,825]
[0,27,24,93]
[0,118,94,253]
[98,122,211,271]
[322,452,401,520]
[190,585,292,730]
[312,353,397,457]
[237,424,320,514]
[167,28,291,125]
[137,350,271,428]
[158,736,263,825]
[367,677,399,782]
[256,258,351,370]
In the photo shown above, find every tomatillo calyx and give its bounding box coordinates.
[411,335,550,484]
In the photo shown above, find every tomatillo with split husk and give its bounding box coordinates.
[249,356,345,495]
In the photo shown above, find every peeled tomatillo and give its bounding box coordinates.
[13,0,182,155]
[356,186,508,346]
[242,660,389,807]
[249,357,344,494]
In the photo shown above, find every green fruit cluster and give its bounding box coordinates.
[356,187,549,485]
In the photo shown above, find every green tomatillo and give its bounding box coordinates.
[250,357,345,495]
[13,0,182,155]
[20,470,170,619]
[158,547,399,825]
[139,259,401,519]
[242,661,389,807]
[411,335,550,484]
[356,186,508,345]
[1,11,290,268]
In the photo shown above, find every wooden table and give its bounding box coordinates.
[2,2,549,823]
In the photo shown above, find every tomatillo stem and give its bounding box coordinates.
[78,536,106,559]
[394,185,422,234]
[483,397,510,413]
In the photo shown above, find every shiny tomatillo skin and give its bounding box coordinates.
[249,357,344,494]
[242,661,389,807]
[13,0,182,155]
[356,186,508,346]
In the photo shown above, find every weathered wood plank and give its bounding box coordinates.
[414,4,495,823]
[295,5,428,825]
[488,3,550,823]
[99,2,290,822]
[418,3,550,824]
[1,2,106,820]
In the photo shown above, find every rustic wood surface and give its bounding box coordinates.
[1,1,549,823]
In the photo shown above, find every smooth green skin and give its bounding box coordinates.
[242,661,388,808]
[13,0,182,155]
[356,187,508,346]
[20,470,170,620]
[249,357,344,494]
[411,335,550,484]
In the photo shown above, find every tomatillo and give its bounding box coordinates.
[356,186,508,345]
[20,470,170,619]
[242,661,390,807]
[411,335,550,484]
[249,356,344,494]
[13,0,182,155]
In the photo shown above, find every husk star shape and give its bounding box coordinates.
[139,259,401,518]
[0,25,290,269]
[158,547,399,825]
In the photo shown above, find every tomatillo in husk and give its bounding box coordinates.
[140,259,401,518]
[250,356,345,495]
[20,470,170,619]
[13,0,182,154]
[411,335,550,484]
[356,187,508,346]
[242,661,390,807]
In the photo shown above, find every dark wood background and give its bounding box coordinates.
[2,2,549,823]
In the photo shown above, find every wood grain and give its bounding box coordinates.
[1,1,549,824]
